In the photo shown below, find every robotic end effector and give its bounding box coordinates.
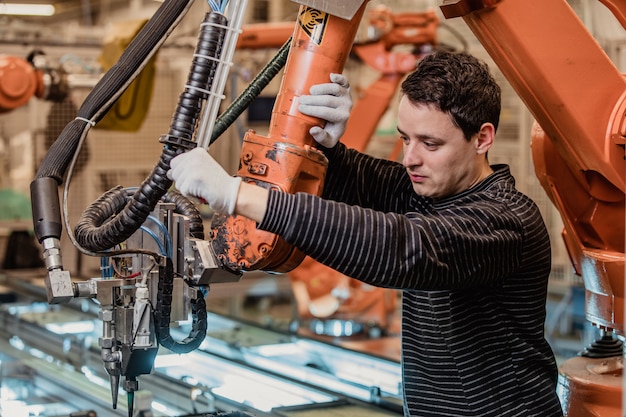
[30,176,75,303]
[91,207,242,415]
[29,175,156,414]
[31,177,241,413]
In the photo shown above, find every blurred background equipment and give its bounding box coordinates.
[95,19,157,132]
[0,52,69,113]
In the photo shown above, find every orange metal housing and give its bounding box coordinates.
[212,3,368,273]
[441,0,626,333]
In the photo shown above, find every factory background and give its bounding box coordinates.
[0,1,624,416]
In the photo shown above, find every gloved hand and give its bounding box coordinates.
[167,147,242,214]
[298,73,352,148]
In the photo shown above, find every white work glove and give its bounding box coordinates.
[298,73,352,148]
[167,147,242,215]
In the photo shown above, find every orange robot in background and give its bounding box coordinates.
[0,53,67,113]
[0,55,44,113]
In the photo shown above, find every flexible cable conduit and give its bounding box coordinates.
[35,0,194,183]
[74,11,228,252]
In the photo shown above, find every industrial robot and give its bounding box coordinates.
[28,0,625,416]
[0,51,68,113]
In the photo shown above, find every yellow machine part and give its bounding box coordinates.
[96,19,157,132]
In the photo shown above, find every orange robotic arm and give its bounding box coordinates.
[211,3,369,273]
[0,55,44,113]
[232,6,439,333]
[234,6,439,332]
[441,0,625,336]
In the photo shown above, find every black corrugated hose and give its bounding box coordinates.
[30,0,196,251]
[161,190,205,239]
[74,11,228,252]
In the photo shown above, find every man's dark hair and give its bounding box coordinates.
[400,50,501,141]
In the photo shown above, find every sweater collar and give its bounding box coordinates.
[410,164,513,209]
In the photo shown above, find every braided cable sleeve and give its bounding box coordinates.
[36,0,195,182]
[210,37,291,145]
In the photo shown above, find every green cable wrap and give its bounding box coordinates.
[210,37,292,145]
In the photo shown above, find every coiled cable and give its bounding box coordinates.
[74,11,228,252]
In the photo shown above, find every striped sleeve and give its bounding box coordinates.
[258,189,523,290]
[320,143,412,212]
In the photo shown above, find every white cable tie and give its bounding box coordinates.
[209,90,227,100]
[192,53,234,67]
[200,21,241,33]
[75,117,96,126]
[185,84,226,100]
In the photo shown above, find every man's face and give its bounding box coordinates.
[397,97,484,200]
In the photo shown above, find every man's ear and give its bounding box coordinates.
[475,123,495,155]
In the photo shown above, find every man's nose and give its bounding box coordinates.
[402,142,422,167]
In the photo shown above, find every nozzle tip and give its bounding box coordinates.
[127,391,134,417]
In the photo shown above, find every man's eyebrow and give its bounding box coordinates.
[397,126,441,142]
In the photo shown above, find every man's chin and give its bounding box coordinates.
[413,184,434,198]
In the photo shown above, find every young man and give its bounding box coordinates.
[169,50,563,416]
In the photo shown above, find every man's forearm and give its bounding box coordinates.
[234,182,269,223]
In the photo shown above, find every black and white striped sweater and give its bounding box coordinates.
[258,143,563,416]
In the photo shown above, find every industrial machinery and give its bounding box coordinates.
[29,1,386,415]
[439,0,625,415]
[0,52,68,113]
[26,0,625,416]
